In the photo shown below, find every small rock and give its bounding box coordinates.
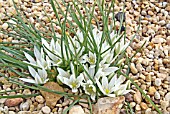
[20,102,30,111]
[161,101,169,110]
[166,23,170,30]
[22,89,31,95]
[154,91,160,99]
[32,0,42,3]
[69,105,85,114]
[35,96,45,104]
[152,38,165,44]
[42,106,51,114]
[154,78,162,86]
[18,111,32,114]
[158,20,166,25]
[140,102,148,110]
[115,12,125,22]
[0,98,7,104]
[141,20,148,24]
[2,23,8,29]
[145,108,152,114]
[135,104,141,111]
[125,93,133,102]
[93,96,125,114]
[8,111,15,114]
[165,92,170,101]
[130,63,138,74]
[130,102,136,108]
[5,98,23,107]
[134,90,142,104]
[148,86,156,96]
[40,82,64,108]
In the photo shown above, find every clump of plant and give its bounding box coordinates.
[0,0,162,113]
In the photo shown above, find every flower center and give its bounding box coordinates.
[89,56,95,64]
[71,82,77,88]
[105,88,110,94]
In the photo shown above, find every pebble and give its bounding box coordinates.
[135,104,141,111]
[35,95,45,104]
[62,99,70,107]
[22,89,31,95]
[166,23,170,30]
[20,102,30,111]
[18,111,32,114]
[158,20,166,25]
[69,105,85,114]
[134,91,142,104]
[140,102,148,110]
[0,98,7,104]
[130,102,136,108]
[154,91,160,99]
[5,98,23,107]
[42,106,51,114]
[152,38,165,44]
[125,93,133,102]
[165,92,170,101]
[40,82,64,108]
[161,101,169,110]
[2,23,8,29]
[145,108,152,114]
[148,86,156,95]
[154,78,162,86]
[130,63,138,74]
[8,111,15,114]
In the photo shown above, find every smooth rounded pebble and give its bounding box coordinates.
[2,23,8,29]
[165,92,170,101]
[69,105,85,114]
[42,106,51,114]
[154,78,162,86]
[154,91,160,99]
[35,95,45,104]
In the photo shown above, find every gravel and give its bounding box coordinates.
[0,0,169,114]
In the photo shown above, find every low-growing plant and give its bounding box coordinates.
[0,0,162,114]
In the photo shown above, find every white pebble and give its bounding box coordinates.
[8,111,15,114]
[42,106,51,114]
[20,102,30,111]
[154,91,160,99]
[154,78,162,86]
[165,92,170,101]
[2,23,8,29]
[35,96,45,104]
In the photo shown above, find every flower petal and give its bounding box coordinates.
[57,68,70,78]
[19,78,36,84]
[24,52,36,64]
[28,66,37,78]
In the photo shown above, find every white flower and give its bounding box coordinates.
[81,80,96,101]
[96,76,116,97]
[115,80,132,96]
[63,73,84,93]
[114,38,130,55]
[84,51,96,68]
[57,63,84,93]
[41,38,63,66]
[24,46,51,69]
[95,58,119,79]
[57,67,70,83]
[20,66,49,84]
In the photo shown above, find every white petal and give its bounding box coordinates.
[57,68,70,78]
[77,73,84,82]
[28,66,37,78]
[19,78,36,84]
[42,38,49,49]
[96,78,105,95]
[34,46,41,60]
[72,88,78,93]
[70,63,75,75]
[24,52,36,64]
[107,93,116,97]
[102,76,108,93]
[34,73,43,84]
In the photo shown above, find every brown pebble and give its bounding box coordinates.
[5,98,23,107]
[140,102,148,110]
[134,90,142,104]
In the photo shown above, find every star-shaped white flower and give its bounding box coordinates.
[81,80,96,101]
[20,66,49,84]
[24,46,51,70]
[96,76,116,97]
